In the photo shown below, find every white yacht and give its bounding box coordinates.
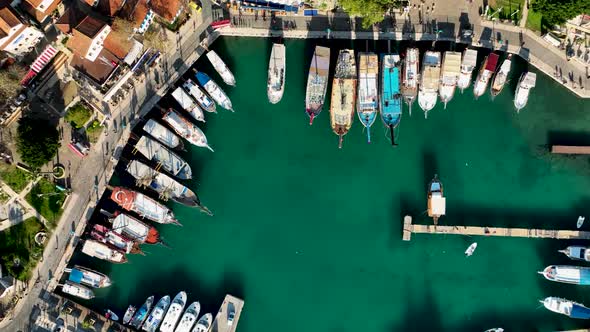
[457,49,478,92]
[418,51,441,117]
[160,291,187,332]
[174,302,200,332]
[267,43,286,104]
[514,72,536,112]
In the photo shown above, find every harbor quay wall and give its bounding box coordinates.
[219,14,590,99]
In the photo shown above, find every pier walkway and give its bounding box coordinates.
[211,294,244,332]
[222,9,590,99]
[551,145,590,155]
[402,216,590,241]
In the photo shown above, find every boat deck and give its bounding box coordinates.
[210,294,244,332]
[402,216,590,241]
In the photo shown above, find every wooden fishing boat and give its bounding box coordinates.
[329,49,357,148]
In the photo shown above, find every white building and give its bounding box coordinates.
[0,5,44,56]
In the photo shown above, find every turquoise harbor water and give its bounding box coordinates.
[67,37,590,331]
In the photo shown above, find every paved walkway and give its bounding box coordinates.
[0,178,51,231]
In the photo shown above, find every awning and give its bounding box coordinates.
[67,268,83,283]
[31,46,58,73]
[124,40,144,66]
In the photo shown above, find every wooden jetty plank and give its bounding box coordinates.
[402,215,590,241]
[211,294,244,332]
[551,145,590,155]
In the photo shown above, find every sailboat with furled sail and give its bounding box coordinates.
[439,51,462,108]
[305,46,330,125]
[267,43,286,104]
[330,49,357,148]
[206,50,236,86]
[401,48,419,115]
[380,53,402,146]
[357,52,379,143]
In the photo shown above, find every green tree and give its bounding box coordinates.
[339,0,399,28]
[64,103,92,128]
[142,24,167,51]
[16,116,60,169]
[0,64,26,104]
[531,0,590,27]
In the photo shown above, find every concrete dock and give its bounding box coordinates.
[211,294,245,332]
[551,145,590,155]
[402,216,590,241]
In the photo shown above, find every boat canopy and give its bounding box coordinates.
[442,52,462,84]
[68,268,84,283]
[485,53,499,71]
[523,73,537,88]
[462,49,478,67]
[311,46,330,76]
[570,304,590,319]
[431,195,446,215]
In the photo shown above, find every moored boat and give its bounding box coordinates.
[330,49,357,148]
[194,71,233,111]
[457,49,478,92]
[401,48,419,115]
[110,187,180,225]
[357,52,379,143]
[80,239,127,263]
[182,79,217,113]
[134,136,192,180]
[123,305,137,325]
[439,51,462,108]
[305,46,330,125]
[514,72,536,112]
[90,224,134,254]
[171,87,205,123]
[162,109,213,151]
[539,265,590,285]
[267,43,286,104]
[174,302,200,332]
[559,246,590,262]
[427,174,446,225]
[126,160,204,209]
[61,280,94,300]
[142,295,171,332]
[418,51,441,117]
[160,291,187,332]
[206,50,236,86]
[483,329,504,332]
[541,297,590,319]
[465,242,477,257]
[473,52,499,99]
[143,119,184,150]
[380,53,402,146]
[490,54,512,98]
[111,213,161,244]
[130,296,155,328]
[65,265,112,288]
[191,313,212,332]
[106,309,119,321]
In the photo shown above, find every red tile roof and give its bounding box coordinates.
[70,47,119,85]
[103,31,131,59]
[84,0,125,16]
[149,0,182,22]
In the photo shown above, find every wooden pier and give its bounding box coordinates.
[551,145,590,155]
[402,216,590,241]
[211,294,244,332]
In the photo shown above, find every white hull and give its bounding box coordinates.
[206,51,236,86]
[465,242,477,256]
[143,296,171,332]
[62,281,94,300]
[160,292,187,332]
[81,240,126,263]
[182,79,217,113]
[191,313,212,332]
[458,49,478,92]
[418,91,437,114]
[174,302,200,332]
[143,119,182,150]
[162,110,213,151]
[172,87,205,122]
[514,72,536,112]
[457,73,472,91]
[419,51,441,117]
[135,136,192,180]
[267,43,286,104]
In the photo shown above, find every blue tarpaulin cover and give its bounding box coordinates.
[570,304,590,319]
[68,269,83,284]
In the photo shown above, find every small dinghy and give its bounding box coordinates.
[578,216,585,229]
[483,329,504,332]
[106,309,119,321]
[465,242,477,257]
[123,305,137,325]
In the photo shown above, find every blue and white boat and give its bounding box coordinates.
[65,265,111,288]
[540,265,590,285]
[357,52,379,143]
[182,79,216,113]
[142,295,171,332]
[380,53,402,146]
[194,71,233,111]
[130,296,155,329]
[541,297,590,319]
